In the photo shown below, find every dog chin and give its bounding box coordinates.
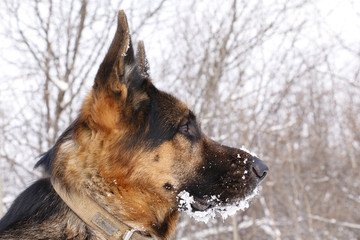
[177,187,260,223]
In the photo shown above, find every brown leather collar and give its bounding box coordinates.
[51,179,154,240]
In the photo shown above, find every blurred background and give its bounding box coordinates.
[0,0,359,239]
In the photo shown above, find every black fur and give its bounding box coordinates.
[34,149,55,174]
[0,178,64,233]
[151,209,177,238]
[124,83,180,150]
[146,99,178,147]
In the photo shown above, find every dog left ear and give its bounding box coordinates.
[93,10,137,98]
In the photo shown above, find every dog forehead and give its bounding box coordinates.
[152,89,189,119]
[140,87,190,149]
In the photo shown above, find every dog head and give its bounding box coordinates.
[46,10,268,239]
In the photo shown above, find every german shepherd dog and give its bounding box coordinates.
[0,11,268,239]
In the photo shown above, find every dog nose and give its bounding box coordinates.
[252,157,269,180]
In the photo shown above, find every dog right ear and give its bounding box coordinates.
[136,40,150,77]
[93,10,136,99]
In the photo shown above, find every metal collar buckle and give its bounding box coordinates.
[122,229,138,240]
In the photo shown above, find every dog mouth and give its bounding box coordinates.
[191,197,212,211]
[178,188,260,223]
[178,191,215,212]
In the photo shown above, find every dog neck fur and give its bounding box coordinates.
[51,122,180,239]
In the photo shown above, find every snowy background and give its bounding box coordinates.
[0,0,359,239]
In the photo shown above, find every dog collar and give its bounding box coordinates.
[51,179,154,240]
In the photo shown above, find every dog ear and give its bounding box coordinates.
[136,40,150,77]
[93,10,136,97]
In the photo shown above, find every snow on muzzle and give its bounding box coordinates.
[177,145,269,223]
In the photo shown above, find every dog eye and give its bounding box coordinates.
[179,122,189,134]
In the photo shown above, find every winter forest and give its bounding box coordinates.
[0,0,359,239]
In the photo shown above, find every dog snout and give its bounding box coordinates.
[251,157,269,181]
